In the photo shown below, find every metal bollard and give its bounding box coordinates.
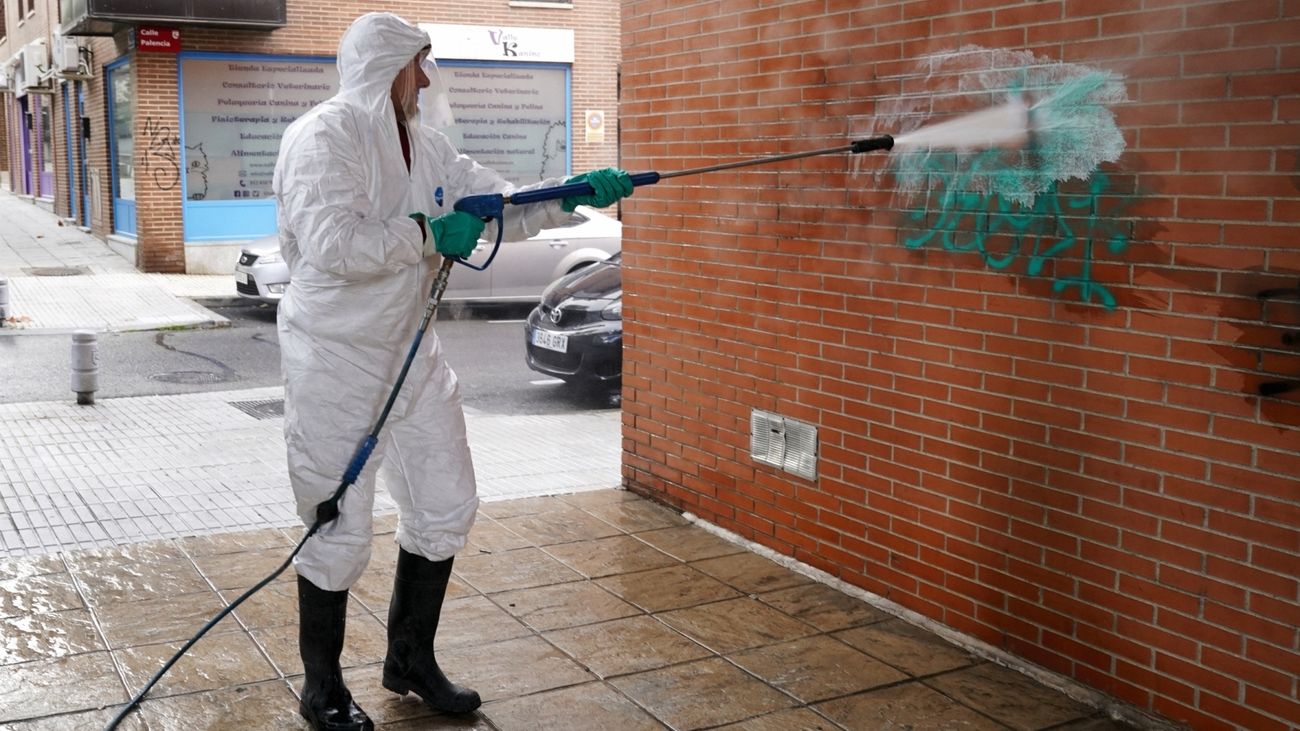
[0,277,8,323]
[71,330,99,405]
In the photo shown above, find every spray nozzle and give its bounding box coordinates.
[850,135,895,154]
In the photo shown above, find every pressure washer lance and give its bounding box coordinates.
[103,133,896,729]
[453,134,896,227]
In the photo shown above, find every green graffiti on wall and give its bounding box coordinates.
[877,50,1132,309]
[904,149,1128,308]
[900,152,1130,309]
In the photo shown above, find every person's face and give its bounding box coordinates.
[390,49,431,121]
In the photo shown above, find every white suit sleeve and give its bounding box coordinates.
[279,122,423,279]
[425,130,572,241]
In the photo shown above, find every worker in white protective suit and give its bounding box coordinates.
[272,13,632,731]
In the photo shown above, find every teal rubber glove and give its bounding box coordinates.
[561,168,633,213]
[411,211,484,258]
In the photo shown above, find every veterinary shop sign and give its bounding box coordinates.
[137,26,181,54]
[421,23,574,63]
[439,62,568,186]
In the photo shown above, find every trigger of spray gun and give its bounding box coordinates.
[450,193,507,271]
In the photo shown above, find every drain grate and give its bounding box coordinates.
[228,398,285,420]
[150,371,229,384]
[23,266,90,276]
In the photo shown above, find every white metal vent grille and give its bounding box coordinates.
[750,409,818,481]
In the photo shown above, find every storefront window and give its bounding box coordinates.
[180,55,337,202]
[439,61,568,185]
[112,63,134,201]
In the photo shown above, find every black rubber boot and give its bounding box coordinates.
[297,574,374,731]
[382,550,481,713]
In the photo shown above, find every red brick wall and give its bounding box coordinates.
[52,85,69,218]
[620,2,1300,730]
[133,53,184,271]
[84,38,119,238]
[1,7,44,198]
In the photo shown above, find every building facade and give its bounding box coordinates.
[620,2,1299,730]
[0,0,620,273]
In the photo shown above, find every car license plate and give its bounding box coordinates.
[531,328,567,353]
[234,271,249,284]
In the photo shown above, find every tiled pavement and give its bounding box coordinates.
[0,489,1138,731]
[0,193,230,332]
[0,387,622,557]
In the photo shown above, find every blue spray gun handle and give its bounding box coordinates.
[453,193,506,221]
[452,172,660,271]
[508,171,661,206]
[454,171,659,215]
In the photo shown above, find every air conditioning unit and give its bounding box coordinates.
[53,34,93,80]
[0,66,10,92]
[22,41,49,89]
[53,35,79,74]
[10,51,26,93]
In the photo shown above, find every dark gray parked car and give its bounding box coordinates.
[524,252,622,385]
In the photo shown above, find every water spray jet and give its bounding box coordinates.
[892,99,1030,151]
[456,86,1088,229]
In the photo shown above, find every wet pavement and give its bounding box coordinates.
[1,193,1142,729]
[0,489,1139,731]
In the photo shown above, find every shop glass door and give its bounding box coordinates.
[37,98,54,198]
[107,59,136,236]
[78,84,90,226]
[19,96,32,196]
[64,85,78,221]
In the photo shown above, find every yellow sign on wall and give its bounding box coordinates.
[584,110,604,143]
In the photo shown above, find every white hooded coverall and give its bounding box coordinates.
[273,13,569,591]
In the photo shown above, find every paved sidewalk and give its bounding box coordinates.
[0,490,1136,731]
[0,192,231,332]
[0,387,621,557]
[0,191,622,558]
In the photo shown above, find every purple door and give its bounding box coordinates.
[36,96,55,198]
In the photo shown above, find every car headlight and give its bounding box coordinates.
[601,299,622,320]
[257,251,283,265]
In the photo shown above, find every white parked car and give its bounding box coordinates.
[234,205,621,304]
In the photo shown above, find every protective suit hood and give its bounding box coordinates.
[336,12,431,118]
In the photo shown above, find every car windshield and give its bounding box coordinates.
[608,252,621,264]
